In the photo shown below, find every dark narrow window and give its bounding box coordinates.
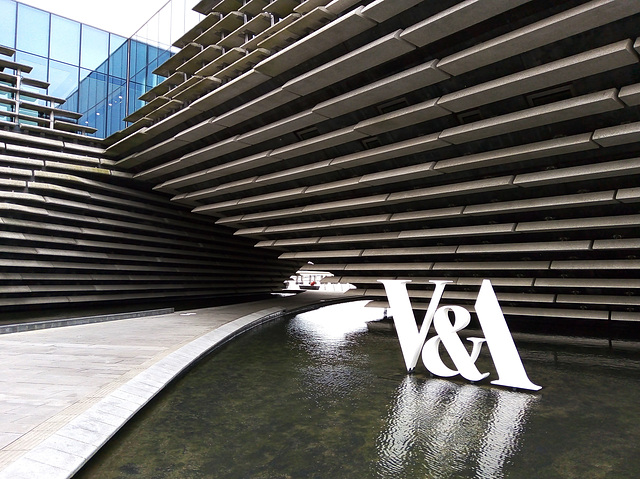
[457,109,483,124]
[295,126,319,141]
[361,137,382,149]
[526,85,575,107]
[377,97,409,115]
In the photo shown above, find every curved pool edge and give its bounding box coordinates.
[0,295,359,479]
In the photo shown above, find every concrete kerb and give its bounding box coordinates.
[0,308,175,335]
[0,297,351,479]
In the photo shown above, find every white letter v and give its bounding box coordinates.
[379,280,451,372]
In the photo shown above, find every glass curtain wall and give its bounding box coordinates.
[128,0,202,115]
[0,0,202,138]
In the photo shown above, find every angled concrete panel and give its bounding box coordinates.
[438,40,639,113]
[361,0,424,23]
[401,0,532,48]
[354,98,449,135]
[313,60,450,118]
[237,110,326,146]
[271,127,367,159]
[592,121,640,147]
[437,0,640,76]
[440,89,624,144]
[619,82,640,106]
[283,30,415,96]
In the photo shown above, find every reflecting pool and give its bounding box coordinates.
[76,301,640,478]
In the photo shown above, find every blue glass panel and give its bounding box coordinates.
[151,49,172,82]
[128,81,146,117]
[109,40,128,80]
[110,34,127,55]
[106,82,127,136]
[108,76,126,94]
[48,60,79,102]
[146,62,159,88]
[93,100,107,138]
[16,4,49,57]
[158,49,171,66]
[80,24,109,71]
[80,99,106,138]
[0,102,12,123]
[61,92,78,114]
[78,68,107,114]
[0,0,17,49]
[147,44,160,67]
[129,40,148,77]
[14,51,47,90]
[50,15,80,65]
[0,86,10,101]
[0,80,12,120]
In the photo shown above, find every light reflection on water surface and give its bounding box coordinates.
[76,301,640,479]
[377,377,536,479]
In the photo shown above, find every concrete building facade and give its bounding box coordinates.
[1,0,640,327]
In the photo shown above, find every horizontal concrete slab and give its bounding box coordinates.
[592,121,640,147]
[401,0,532,48]
[437,0,640,76]
[435,133,596,172]
[354,98,449,136]
[438,39,638,113]
[440,89,624,144]
[283,30,415,96]
[514,157,640,187]
[313,60,449,118]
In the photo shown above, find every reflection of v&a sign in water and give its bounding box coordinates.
[379,279,541,391]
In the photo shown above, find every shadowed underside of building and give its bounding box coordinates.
[0,125,299,317]
[2,0,640,328]
[0,47,299,318]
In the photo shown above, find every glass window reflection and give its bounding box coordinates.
[50,15,80,65]
[79,68,108,113]
[15,51,47,87]
[48,60,79,100]
[0,0,17,49]
[107,82,127,135]
[16,4,49,57]
[108,40,128,80]
[128,81,146,115]
[62,91,78,114]
[81,25,109,71]
[130,40,148,78]
[3,0,201,137]
[110,34,127,55]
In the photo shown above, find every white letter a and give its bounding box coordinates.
[475,280,541,391]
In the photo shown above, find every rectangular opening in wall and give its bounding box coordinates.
[377,97,409,115]
[296,126,319,141]
[361,136,382,149]
[526,84,575,107]
[457,109,483,124]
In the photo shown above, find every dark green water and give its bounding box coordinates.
[76,301,640,478]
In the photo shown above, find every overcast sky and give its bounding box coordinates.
[17,0,171,37]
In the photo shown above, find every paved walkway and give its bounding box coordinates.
[0,291,349,479]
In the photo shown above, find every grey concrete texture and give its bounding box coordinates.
[0,292,346,479]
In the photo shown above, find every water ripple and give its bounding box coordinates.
[375,377,538,478]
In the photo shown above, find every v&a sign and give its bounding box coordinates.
[379,279,541,391]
